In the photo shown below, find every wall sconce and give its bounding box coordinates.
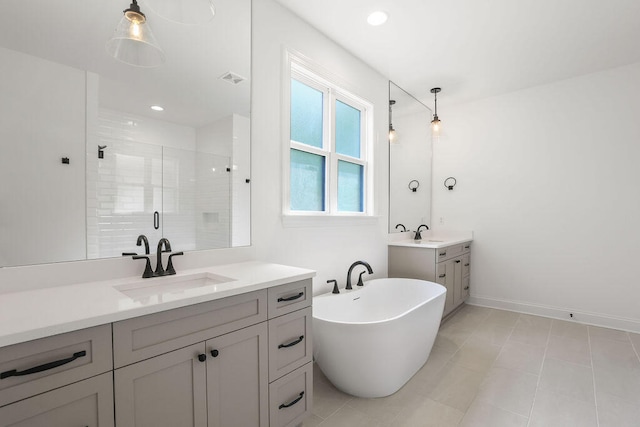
[105,0,165,67]
[389,100,398,143]
[430,87,441,140]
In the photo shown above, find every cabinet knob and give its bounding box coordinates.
[464,286,469,290]
[455,260,461,264]
[211,349,219,357]
[439,274,446,278]
[197,354,207,362]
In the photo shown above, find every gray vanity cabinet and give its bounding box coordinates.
[389,242,471,318]
[0,324,114,427]
[206,323,269,427]
[0,372,114,427]
[114,342,208,426]
[114,325,268,427]
[113,291,269,427]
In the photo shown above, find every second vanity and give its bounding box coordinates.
[0,261,315,427]
[388,233,472,318]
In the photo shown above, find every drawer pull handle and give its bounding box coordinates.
[439,252,447,257]
[277,292,304,302]
[464,245,470,249]
[438,274,446,278]
[279,391,304,409]
[464,286,470,290]
[0,350,86,380]
[278,336,304,349]
[464,263,470,267]
[455,260,461,264]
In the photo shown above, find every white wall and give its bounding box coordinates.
[433,61,640,331]
[0,47,86,267]
[251,0,390,294]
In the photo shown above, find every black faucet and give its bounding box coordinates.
[155,238,172,276]
[346,261,373,290]
[414,224,429,240]
[328,279,339,294]
[137,234,150,255]
[395,224,407,232]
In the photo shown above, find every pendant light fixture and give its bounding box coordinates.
[389,100,398,143]
[430,87,442,139]
[106,0,165,68]
[143,0,216,25]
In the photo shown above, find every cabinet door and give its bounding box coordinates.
[206,322,269,427]
[436,260,455,316]
[114,342,207,427]
[0,372,113,427]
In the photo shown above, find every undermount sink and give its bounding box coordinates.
[115,272,236,300]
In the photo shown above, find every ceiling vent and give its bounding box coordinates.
[219,71,245,85]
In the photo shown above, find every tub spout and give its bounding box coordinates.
[346,261,373,290]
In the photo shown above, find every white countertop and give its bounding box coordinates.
[0,261,315,348]
[388,230,473,249]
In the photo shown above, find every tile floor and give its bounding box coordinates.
[303,305,640,427]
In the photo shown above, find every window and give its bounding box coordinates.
[285,57,373,217]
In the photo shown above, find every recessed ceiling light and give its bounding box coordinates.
[367,11,388,26]
[150,105,164,111]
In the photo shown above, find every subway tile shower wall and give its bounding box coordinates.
[86,108,232,259]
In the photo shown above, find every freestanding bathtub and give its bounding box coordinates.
[313,278,446,398]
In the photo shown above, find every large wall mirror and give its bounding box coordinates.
[0,0,251,267]
[389,82,432,233]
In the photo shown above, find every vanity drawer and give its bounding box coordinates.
[0,324,112,408]
[436,243,470,262]
[269,362,313,427]
[113,289,267,368]
[0,372,114,427]
[268,279,312,318]
[462,254,471,276]
[269,307,312,381]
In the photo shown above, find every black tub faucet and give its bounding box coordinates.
[155,238,172,276]
[346,261,373,290]
[137,234,150,254]
[395,223,407,232]
[414,224,429,240]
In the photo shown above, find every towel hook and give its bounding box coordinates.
[444,177,457,191]
[408,180,420,192]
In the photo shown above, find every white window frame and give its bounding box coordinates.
[282,50,375,224]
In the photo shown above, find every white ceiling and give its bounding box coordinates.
[274,0,640,107]
[0,0,250,127]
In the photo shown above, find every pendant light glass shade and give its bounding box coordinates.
[430,87,442,139]
[389,99,398,144]
[106,1,165,68]
[143,0,216,25]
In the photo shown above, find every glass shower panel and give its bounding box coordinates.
[162,147,231,250]
[87,140,163,259]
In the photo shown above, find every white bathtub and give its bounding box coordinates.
[313,278,446,398]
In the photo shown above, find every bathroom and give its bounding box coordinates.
[1,0,640,426]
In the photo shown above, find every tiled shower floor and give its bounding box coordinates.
[303,305,640,427]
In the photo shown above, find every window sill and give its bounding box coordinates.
[282,214,379,228]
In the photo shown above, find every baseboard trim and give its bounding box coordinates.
[467,295,640,334]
